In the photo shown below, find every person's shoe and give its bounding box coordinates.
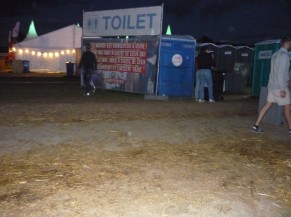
[252,125,264,133]
[209,99,215,103]
[84,92,90,96]
[198,99,205,103]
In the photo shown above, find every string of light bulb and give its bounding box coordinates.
[12,47,76,58]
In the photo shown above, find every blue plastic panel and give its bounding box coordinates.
[157,35,196,97]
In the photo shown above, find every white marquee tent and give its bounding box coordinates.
[14,24,82,73]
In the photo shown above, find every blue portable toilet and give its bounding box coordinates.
[157,35,196,97]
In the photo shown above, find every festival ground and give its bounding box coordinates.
[0,73,290,217]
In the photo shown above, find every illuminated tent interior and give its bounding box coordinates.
[24,20,38,40]
[166,25,172,35]
[14,24,82,73]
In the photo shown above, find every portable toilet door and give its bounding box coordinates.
[234,46,254,88]
[251,39,281,97]
[216,44,236,74]
[217,44,236,93]
[157,35,196,97]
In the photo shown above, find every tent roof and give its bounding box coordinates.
[25,20,38,40]
[15,24,82,49]
[165,25,172,35]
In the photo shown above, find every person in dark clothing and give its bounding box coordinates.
[196,46,216,102]
[78,43,97,96]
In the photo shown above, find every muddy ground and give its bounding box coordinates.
[0,74,290,217]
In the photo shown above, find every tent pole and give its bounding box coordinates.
[155,3,164,96]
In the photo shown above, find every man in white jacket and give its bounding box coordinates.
[252,37,291,136]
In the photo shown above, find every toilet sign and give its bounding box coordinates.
[258,50,272,59]
[83,6,163,37]
[172,54,183,66]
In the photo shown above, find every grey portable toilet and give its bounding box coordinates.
[157,35,196,97]
[216,44,236,74]
[234,46,254,87]
[235,46,254,63]
[225,46,255,93]
[217,44,237,93]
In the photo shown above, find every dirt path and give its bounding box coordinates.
[0,79,290,217]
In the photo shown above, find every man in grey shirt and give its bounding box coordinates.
[252,37,291,136]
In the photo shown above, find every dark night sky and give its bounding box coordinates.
[1,0,291,47]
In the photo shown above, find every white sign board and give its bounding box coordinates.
[258,50,272,59]
[83,6,163,37]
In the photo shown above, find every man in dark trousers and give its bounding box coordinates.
[78,43,97,96]
[196,46,216,103]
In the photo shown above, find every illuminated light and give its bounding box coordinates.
[72,49,75,53]
[31,51,36,55]
[37,52,42,57]
[166,25,172,35]
[12,47,16,52]
[25,20,38,40]
[19,49,23,54]
[66,50,71,54]
[54,52,59,57]
[43,52,48,57]
[25,49,29,53]
[61,51,65,55]
[49,52,53,58]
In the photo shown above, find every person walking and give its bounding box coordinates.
[78,43,97,96]
[252,37,291,136]
[196,46,216,103]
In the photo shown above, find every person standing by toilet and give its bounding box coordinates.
[78,43,97,96]
[196,46,216,102]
